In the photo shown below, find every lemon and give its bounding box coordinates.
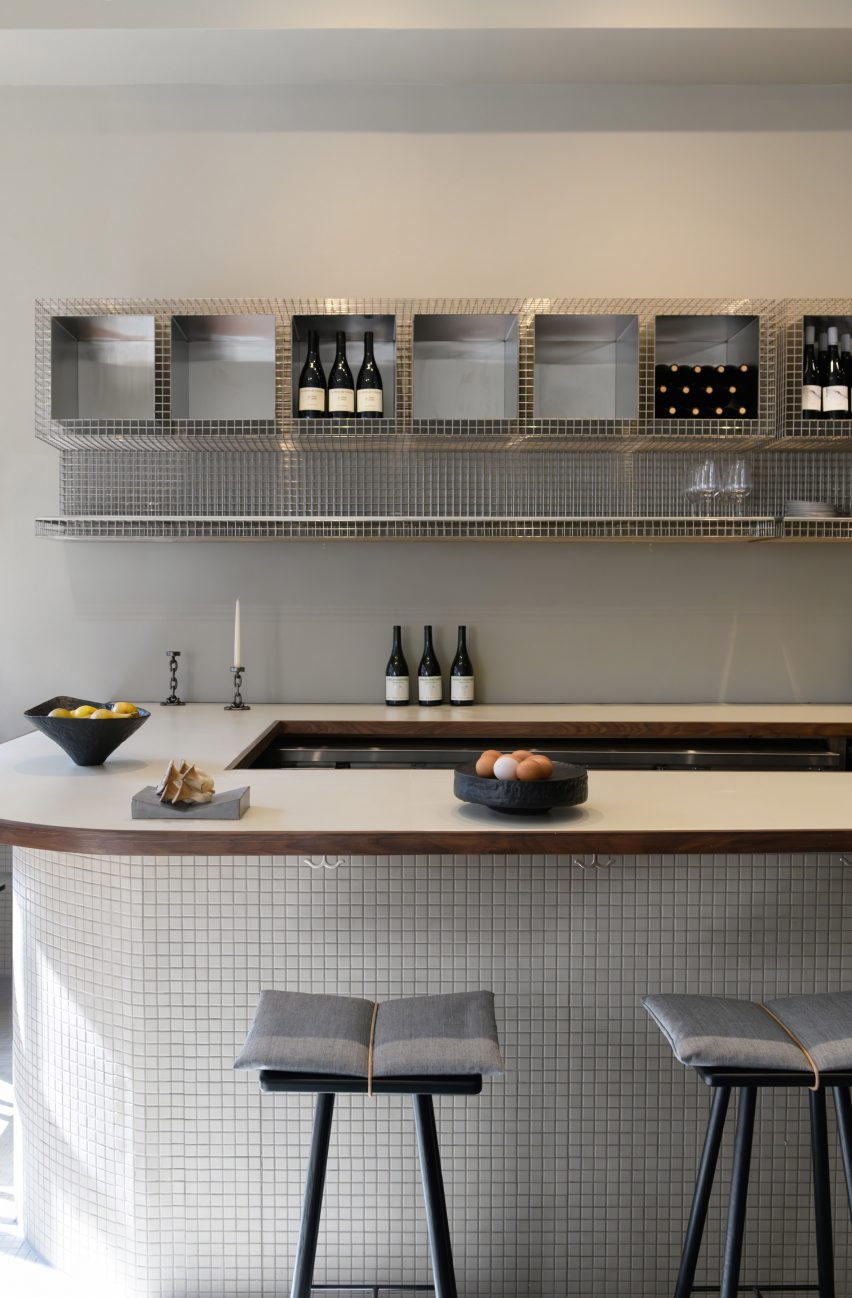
[111,701,138,716]
[47,707,72,718]
[73,705,97,718]
[91,708,115,719]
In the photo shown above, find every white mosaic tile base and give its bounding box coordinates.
[10,849,852,1297]
[0,844,11,977]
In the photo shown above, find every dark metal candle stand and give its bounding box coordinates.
[161,650,185,706]
[225,666,250,711]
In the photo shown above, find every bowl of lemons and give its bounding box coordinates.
[25,696,149,766]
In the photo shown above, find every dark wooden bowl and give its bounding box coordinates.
[453,761,588,816]
[25,696,150,767]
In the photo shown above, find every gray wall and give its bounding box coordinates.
[2,83,852,738]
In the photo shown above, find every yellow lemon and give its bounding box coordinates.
[111,701,138,716]
[47,707,72,718]
[91,708,115,719]
[73,705,97,718]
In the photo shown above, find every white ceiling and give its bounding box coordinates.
[3,4,852,86]
[5,2,852,31]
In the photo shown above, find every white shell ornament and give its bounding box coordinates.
[156,759,215,805]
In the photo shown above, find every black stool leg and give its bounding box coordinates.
[411,1093,458,1298]
[674,1086,731,1298]
[291,1092,335,1298]
[833,1087,852,1223]
[720,1085,756,1298]
[809,1088,836,1298]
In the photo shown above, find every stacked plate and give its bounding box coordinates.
[784,500,842,519]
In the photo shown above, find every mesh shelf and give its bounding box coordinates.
[779,299,852,439]
[33,296,851,543]
[780,518,852,540]
[35,515,778,542]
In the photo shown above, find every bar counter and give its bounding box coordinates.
[3,702,852,854]
[3,704,852,1297]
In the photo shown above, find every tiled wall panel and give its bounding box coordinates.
[11,848,852,1297]
[0,844,11,976]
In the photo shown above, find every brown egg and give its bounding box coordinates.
[511,749,533,763]
[530,754,554,778]
[517,757,546,782]
[475,749,502,778]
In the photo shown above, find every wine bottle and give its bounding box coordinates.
[356,331,383,418]
[417,625,442,706]
[385,625,409,706]
[297,330,326,418]
[841,332,852,392]
[802,324,821,420]
[328,332,355,418]
[450,625,474,706]
[822,325,849,419]
[818,330,829,382]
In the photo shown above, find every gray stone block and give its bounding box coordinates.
[131,785,250,820]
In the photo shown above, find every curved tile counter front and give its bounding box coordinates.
[12,845,852,1298]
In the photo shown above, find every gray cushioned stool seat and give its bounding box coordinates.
[235,988,503,1079]
[643,991,852,1072]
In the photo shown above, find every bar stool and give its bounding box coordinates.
[235,988,503,1298]
[644,991,852,1298]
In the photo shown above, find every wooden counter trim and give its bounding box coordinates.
[3,819,852,856]
[225,719,852,768]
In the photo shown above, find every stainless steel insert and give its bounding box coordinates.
[244,733,846,772]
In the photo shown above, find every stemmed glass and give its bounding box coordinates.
[720,459,753,515]
[684,458,720,515]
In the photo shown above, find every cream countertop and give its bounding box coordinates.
[0,703,851,853]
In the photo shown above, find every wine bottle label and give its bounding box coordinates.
[386,676,409,703]
[298,387,325,413]
[451,676,474,703]
[801,384,822,412]
[418,677,442,703]
[357,389,383,414]
[328,389,355,414]
[823,385,849,413]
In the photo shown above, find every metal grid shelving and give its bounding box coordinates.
[777,298,852,446]
[35,296,777,454]
[33,295,852,542]
[35,515,778,542]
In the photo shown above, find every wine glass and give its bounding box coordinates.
[721,459,753,515]
[684,458,720,515]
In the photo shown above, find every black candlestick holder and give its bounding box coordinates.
[225,666,250,711]
[161,650,185,706]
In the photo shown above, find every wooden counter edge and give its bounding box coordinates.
[2,820,852,856]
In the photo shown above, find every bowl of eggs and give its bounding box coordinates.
[453,748,588,816]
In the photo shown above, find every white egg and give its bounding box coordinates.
[493,755,519,781]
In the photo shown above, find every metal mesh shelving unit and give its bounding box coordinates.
[33,295,852,542]
[777,298,852,449]
[34,515,778,542]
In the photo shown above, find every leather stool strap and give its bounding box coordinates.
[367,1001,379,1097]
[758,1002,821,1091]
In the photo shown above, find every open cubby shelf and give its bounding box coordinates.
[32,296,852,541]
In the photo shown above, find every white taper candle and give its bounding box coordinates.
[233,599,241,667]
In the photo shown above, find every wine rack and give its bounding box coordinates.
[32,295,852,542]
[777,298,852,448]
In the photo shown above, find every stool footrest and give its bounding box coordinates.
[260,1071,482,1096]
[690,1286,820,1294]
[309,1286,434,1295]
